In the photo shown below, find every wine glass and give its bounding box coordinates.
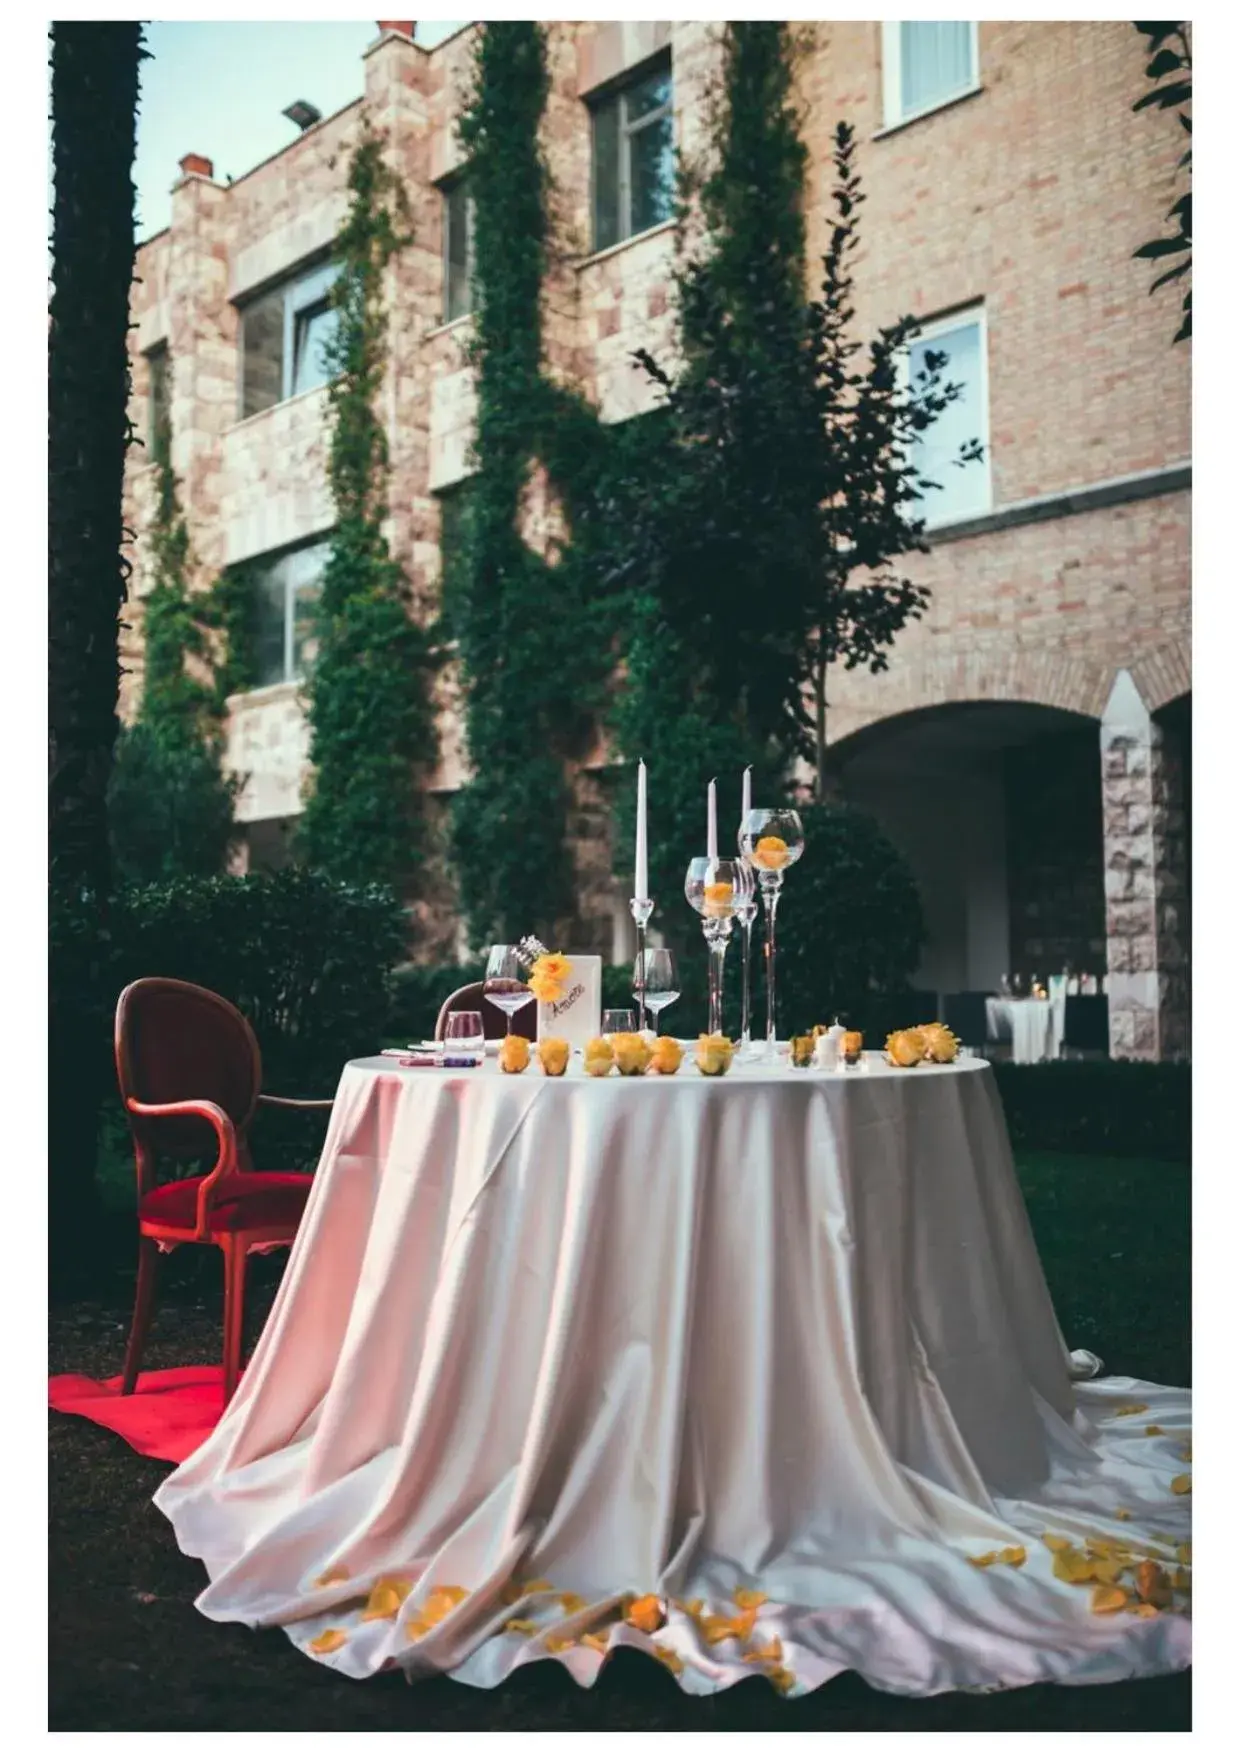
[444,1011,484,1064]
[602,1008,637,1041]
[739,807,805,1057]
[635,947,679,1034]
[685,856,752,1037]
[484,945,535,1037]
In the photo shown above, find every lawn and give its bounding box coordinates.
[49,1150,1190,1732]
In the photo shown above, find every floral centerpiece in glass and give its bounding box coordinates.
[738,807,805,1057]
[684,856,752,1037]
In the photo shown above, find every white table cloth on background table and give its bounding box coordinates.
[986,997,1063,1064]
[155,1054,1190,1699]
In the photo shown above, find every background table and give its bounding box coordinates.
[155,1053,1190,1699]
[986,996,1063,1063]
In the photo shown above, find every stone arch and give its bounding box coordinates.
[1127,634,1191,718]
[827,645,1110,751]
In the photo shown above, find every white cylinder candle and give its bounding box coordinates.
[741,765,752,834]
[635,760,648,903]
[707,778,718,860]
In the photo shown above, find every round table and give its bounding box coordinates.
[986,996,1063,1064]
[155,1052,1190,1698]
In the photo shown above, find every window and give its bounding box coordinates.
[251,539,329,687]
[146,343,170,452]
[436,482,474,637]
[591,56,674,253]
[238,259,339,419]
[442,179,475,324]
[882,22,978,128]
[906,309,991,526]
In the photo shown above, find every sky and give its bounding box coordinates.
[131,21,465,240]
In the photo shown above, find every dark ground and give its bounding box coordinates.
[49,1150,1190,1732]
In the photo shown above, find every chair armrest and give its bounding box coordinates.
[258,1094,335,1112]
[125,1097,239,1241]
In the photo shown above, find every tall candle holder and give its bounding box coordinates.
[629,895,655,1031]
[739,808,805,1058]
[685,857,752,1037]
[733,886,759,1055]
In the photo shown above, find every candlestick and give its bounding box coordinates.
[635,759,648,903]
[707,778,718,860]
[629,894,655,1031]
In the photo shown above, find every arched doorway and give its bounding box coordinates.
[832,701,1102,997]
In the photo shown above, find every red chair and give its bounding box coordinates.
[114,977,334,1407]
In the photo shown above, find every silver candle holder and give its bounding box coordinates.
[629,895,655,1031]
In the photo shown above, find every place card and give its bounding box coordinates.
[536,954,602,1054]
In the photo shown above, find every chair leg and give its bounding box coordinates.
[121,1235,161,1395]
[221,1237,249,1408]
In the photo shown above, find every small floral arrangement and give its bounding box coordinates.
[647,1036,683,1075]
[527,952,572,1005]
[703,880,734,919]
[498,1035,531,1074]
[611,1032,652,1076]
[750,835,790,871]
[918,1021,960,1063]
[584,1036,614,1077]
[885,1027,927,1067]
[536,1036,570,1077]
[842,1030,864,1064]
[696,1033,735,1077]
[789,1034,815,1068]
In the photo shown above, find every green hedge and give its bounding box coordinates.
[57,869,408,1187]
[991,1061,1190,1163]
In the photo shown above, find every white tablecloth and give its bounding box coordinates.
[155,1054,1190,1699]
[987,997,1063,1063]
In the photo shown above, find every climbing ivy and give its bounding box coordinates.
[297,116,438,892]
[109,412,242,883]
[448,22,621,947]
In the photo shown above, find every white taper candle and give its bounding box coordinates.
[707,777,718,861]
[635,760,648,903]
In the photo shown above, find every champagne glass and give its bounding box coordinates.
[484,944,536,1036]
[739,807,805,1057]
[635,947,679,1034]
[685,856,752,1037]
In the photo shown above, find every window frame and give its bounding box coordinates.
[236,256,339,420]
[440,176,476,325]
[145,341,170,454]
[881,21,980,130]
[249,537,331,691]
[590,51,675,253]
[901,304,992,529]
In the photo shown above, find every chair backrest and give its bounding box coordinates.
[943,991,990,1048]
[115,978,262,1162]
[1063,994,1109,1053]
[434,981,528,1043]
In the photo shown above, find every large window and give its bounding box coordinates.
[238,260,339,419]
[436,482,474,638]
[146,342,170,451]
[591,56,674,253]
[882,22,978,128]
[251,539,329,688]
[907,309,991,526]
[442,179,475,324]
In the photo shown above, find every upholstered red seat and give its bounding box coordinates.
[140,1172,312,1236]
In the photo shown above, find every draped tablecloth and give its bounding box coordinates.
[986,997,1063,1064]
[155,1053,1191,1700]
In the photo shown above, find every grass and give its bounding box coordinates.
[49,1150,1190,1732]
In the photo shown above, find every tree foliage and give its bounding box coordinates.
[297,117,438,891]
[1132,22,1191,344]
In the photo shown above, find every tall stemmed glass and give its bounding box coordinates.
[484,944,536,1037]
[732,881,759,1056]
[635,947,680,1034]
[739,808,805,1057]
[685,857,752,1037]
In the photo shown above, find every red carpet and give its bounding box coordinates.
[48,1367,227,1463]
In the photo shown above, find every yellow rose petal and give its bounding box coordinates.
[625,1594,665,1634]
[1145,1425,1165,1436]
[505,1618,541,1636]
[558,1592,588,1615]
[1090,1585,1130,1614]
[653,1645,684,1676]
[733,1588,768,1610]
[406,1615,432,1642]
[360,1577,412,1622]
[702,1613,740,1645]
[768,1665,796,1695]
[546,1635,575,1654]
[309,1628,348,1654]
[582,1631,611,1654]
[745,1637,784,1665]
[1000,1546,1027,1567]
[1112,1404,1149,1418]
[1042,1534,1074,1553]
[678,1598,705,1621]
[1171,1475,1192,1495]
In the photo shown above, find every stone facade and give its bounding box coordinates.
[121,21,1190,1053]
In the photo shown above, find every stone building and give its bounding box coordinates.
[122,20,1190,1059]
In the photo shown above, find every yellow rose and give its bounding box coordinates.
[647,1036,683,1075]
[789,1034,815,1067]
[612,1032,652,1076]
[703,880,734,919]
[624,1594,665,1634]
[919,1022,959,1063]
[528,952,571,1005]
[498,1034,531,1074]
[750,835,790,871]
[696,1033,735,1076]
[583,1036,614,1078]
[536,1037,570,1077]
[842,1030,864,1062]
[886,1028,927,1067]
